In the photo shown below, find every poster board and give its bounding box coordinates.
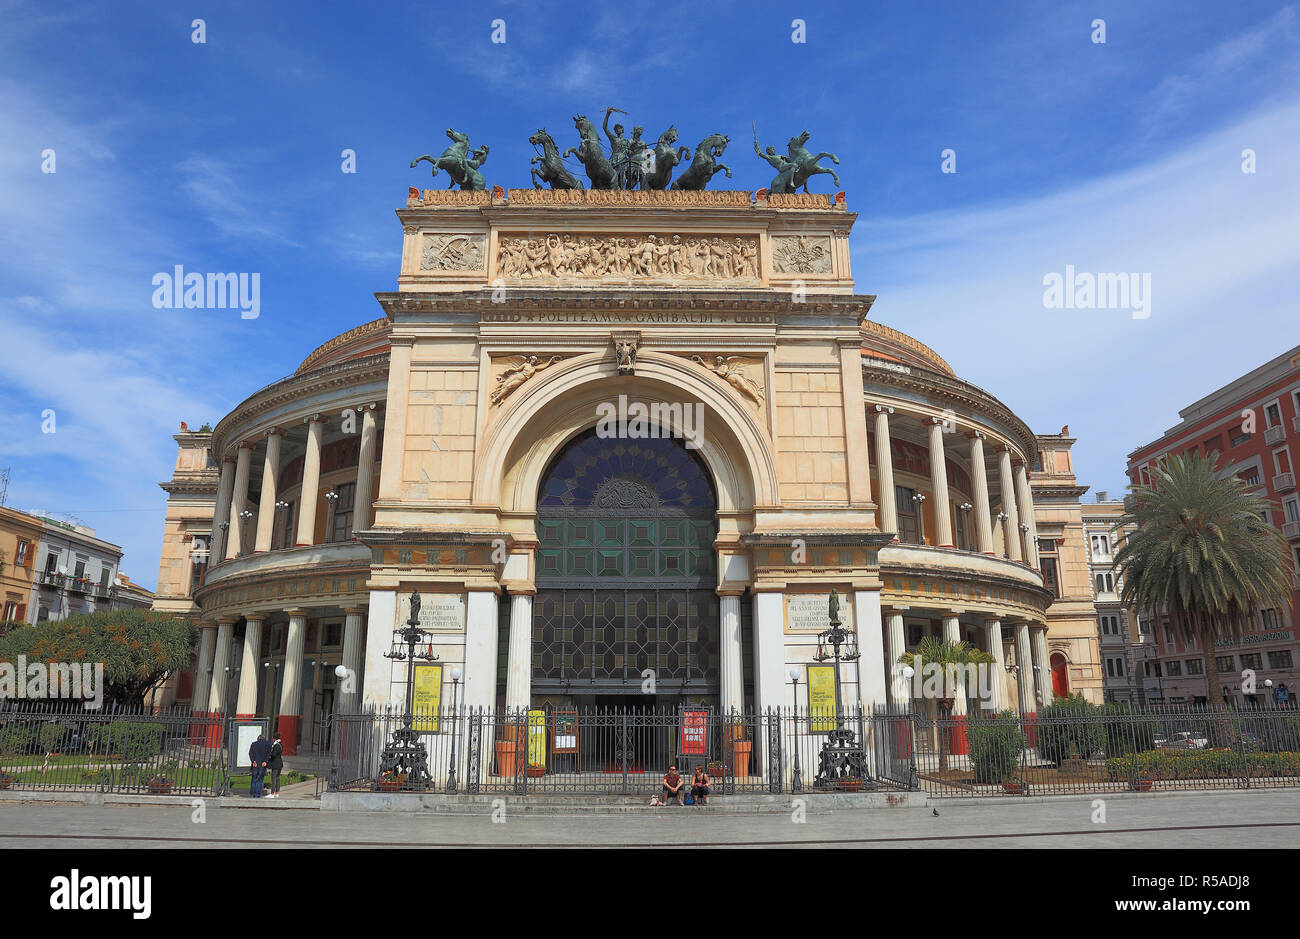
[412,663,442,732]
[679,707,710,756]
[231,719,269,771]
[527,708,547,768]
[552,710,579,754]
[807,664,838,732]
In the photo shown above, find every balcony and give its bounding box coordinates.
[1294,415,1300,434]
[36,570,64,590]
[1284,520,1300,541]
[1274,472,1296,493]
[1265,424,1287,446]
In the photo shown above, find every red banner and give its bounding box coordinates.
[680,709,708,755]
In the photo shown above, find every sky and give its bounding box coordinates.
[0,0,1297,589]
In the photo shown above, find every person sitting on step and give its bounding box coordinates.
[691,765,711,805]
[661,764,685,806]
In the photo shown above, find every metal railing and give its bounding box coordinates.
[0,699,229,796]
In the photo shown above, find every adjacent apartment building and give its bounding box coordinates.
[1126,345,1300,706]
[1081,494,1144,703]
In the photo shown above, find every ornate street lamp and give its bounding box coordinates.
[376,589,439,790]
[217,520,230,561]
[274,501,290,548]
[812,588,876,790]
[788,666,803,793]
[446,666,462,793]
[237,509,254,555]
[324,490,339,542]
[912,492,926,545]
[996,511,1009,558]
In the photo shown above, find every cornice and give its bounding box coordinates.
[211,353,390,459]
[862,359,1038,460]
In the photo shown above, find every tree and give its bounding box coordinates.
[1113,452,1292,731]
[0,610,197,708]
[898,637,995,773]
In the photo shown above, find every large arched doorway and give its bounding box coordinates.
[1051,652,1069,698]
[531,427,720,707]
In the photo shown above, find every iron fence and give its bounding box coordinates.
[0,699,230,795]
[321,701,1300,799]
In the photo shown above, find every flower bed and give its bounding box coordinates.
[1105,748,1300,781]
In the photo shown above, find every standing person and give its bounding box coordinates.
[266,732,284,799]
[661,764,684,806]
[691,765,711,805]
[248,734,271,799]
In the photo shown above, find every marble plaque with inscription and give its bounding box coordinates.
[398,593,466,633]
[785,593,854,632]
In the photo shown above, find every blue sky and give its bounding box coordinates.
[1,0,1297,588]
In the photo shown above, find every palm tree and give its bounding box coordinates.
[1113,453,1292,730]
[898,637,995,773]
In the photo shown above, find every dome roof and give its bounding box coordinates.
[295,318,391,376]
[860,320,954,376]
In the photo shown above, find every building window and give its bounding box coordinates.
[1166,660,1183,677]
[1240,653,1263,670]
[1094,572,1114,593]
[1266,402,1283,428]
[328,482,356,543]
[1040,557,1060,598]
[1269,650,1293,669]
[895,486,920,545]
[1261,608,1283,629]
[1106,657,1126,679]
[1138,616,1152,635]
[15,541,29,566]
[1285,498,1300,524]
[73,556,86,579]
[325,621,343,648]
[1100,615,1121,636]
[44,553,59,573]
[1186,659,1204,675]
[1239,467,1260,487]
[1216,655,1236,672]
[37,606,49,621]
[1090,533,1111,558]
[1231,432,1252,448]
[2,601,16,622]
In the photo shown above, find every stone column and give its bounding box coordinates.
[853,590,886,710]
[884,608,908,706]
[839,339,873,507]
[505,592,533,710]
[192,625,217,715]
[752,590,786,786]
[278,609,308,755]
[927,418,955,548]
[463,591,499,712]
[353,404,379,530]
[225,443,253,559]
[967,432,995,554]
[983,617,1006,712]
[1033,626,1054,707]
[941,613,965,717]
[340,607,365,713]
[207,618,235,718]
[719,592,745,715]
[1015,621,1036,716]
[1015,461,1040,569]
[361,590,399,710]
[873,406,898,538]
[236,615,263,718]
[209,458,235,568]
[254,430,282,552]
[295,416,324,546]
[997,446,1023,562]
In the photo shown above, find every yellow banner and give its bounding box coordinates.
[412,664,442,732]
[527,709,547,768]
[808,664,837,732]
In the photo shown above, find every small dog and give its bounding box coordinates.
[649,796,662,807]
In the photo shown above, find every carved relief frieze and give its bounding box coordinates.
[496,233,759,281]
[685,353,766,413]
[489,354,565,407]
[421,233,487,271]
[770,234,833,274]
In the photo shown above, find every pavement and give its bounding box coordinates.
[0,787,1296,847]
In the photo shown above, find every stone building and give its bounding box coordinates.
[156,187,1096,756]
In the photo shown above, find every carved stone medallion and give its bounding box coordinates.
[421,233,487,271]
[770,235,833,274]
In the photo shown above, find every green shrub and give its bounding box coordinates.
[0,723,36,755]
[1035,694,1105,763]
[967,710,1026,783]
[38,723,64,753]
[96,722,165,762]
[1098,702,1158,754]
[1104,748,1300,781]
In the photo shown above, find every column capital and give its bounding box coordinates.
[965,430,987,441]
[355,401,380,413]
[304,413,324,425]
[237,440,256,451]
[243,612,266,624]
[284,608,309,618]
[716,587,746,598]
[265,427,283,438]
[927,416,947,427]
[873,404,894,414]
[881,604,909,616]
[342,607,367,616]
[216,616,238,626]
[979,614,1004,626]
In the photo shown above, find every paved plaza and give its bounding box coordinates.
[0,789,1295,849]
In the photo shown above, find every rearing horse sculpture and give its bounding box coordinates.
[671,133,732,190]
[786,131,840,192]
[563,114,617,190]
[410,128,489,191]
[529,129,584,189]
[642,126,691,190]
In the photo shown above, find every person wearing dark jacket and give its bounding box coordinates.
[248,734,272,798]
[266,733,284,799]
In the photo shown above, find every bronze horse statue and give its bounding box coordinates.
[529,129,584,189]
[671,133,732,190]
[410,128,489,191]
[786,131,840,192]
[563,114,617,189]
[642,126,691,190]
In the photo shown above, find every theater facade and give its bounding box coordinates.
[154,186,1078,755]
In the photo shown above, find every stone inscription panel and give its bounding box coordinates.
[785,592,854,633]
[398,593,466,633]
